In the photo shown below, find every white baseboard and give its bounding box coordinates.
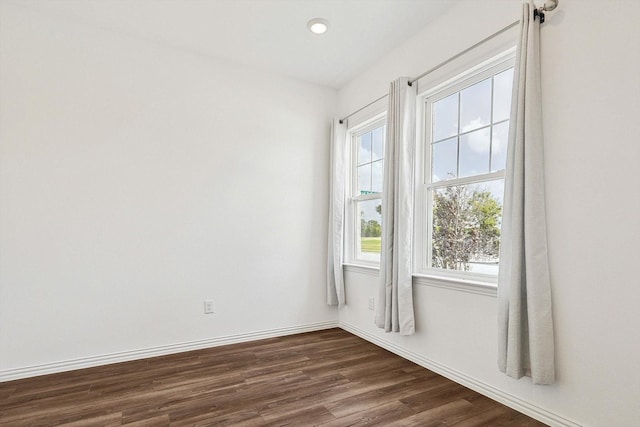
[0,320,339,383]
[338,321,582,427]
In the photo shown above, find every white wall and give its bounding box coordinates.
[0,3,337,375]
[2,0,639,424]
[337,1,640,426]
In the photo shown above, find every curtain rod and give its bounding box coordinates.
[339,0,559,125]
[407,20,518,87]
[338,20,517,124]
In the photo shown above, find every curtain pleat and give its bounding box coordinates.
[497,1,555,385]
[327,119,347,307]
[374,78,416,335]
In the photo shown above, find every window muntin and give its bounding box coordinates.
[422,63,514,279]
[356,126,384,195]
[348,119,386,264]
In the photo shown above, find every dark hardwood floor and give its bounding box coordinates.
[0,328,546,426]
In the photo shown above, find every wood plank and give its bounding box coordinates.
[318,400,416,426]
[0,328,547,426]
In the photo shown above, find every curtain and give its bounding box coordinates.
[375,78,417,335]
[327,119,347,307]
[497,1,555,385]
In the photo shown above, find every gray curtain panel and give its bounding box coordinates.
[327,119,347,307]
[375,77,416,335]
[497,1,555,385]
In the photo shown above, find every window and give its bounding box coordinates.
[417,57,514,281]
[346,118,386,265]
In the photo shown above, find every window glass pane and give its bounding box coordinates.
[432,137,458,182]
[459,128,490,178]
[358,132,372,165]
[371,160,384,193]
[493,68,514,123]
[460,78,491,133]
[372,126,385,161]
[430,179,504,274]
[357,199,382,262]
[491,121,509,172]
[357,164,372,195]
[350,122,385,265]
[433,93,458,141]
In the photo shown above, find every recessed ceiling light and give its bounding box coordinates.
[307,18,328,35]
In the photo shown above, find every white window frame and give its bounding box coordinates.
[414,50,516,286]
[344,113,386,267]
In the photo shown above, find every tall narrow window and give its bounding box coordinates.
[347,119,386,264]
[420,59,514,279]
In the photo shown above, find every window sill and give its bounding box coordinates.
[342,264,497,297]
[413,274,497,297]
[343,263,379,277]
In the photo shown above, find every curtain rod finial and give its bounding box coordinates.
[544,0,558,12]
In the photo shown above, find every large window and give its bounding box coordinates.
[418,58,514,280]
[346,118,386,265]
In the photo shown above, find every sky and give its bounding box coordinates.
[432,67,513,182]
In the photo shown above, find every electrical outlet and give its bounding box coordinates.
[368,297,374,311]
[204,299,215,314]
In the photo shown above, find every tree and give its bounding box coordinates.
[360,203,383,238]
[360,219,381,237]
[431,185,502,271]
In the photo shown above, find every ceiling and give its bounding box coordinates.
[15,0,459,89]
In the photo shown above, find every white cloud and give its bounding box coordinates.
[462,126,490,153]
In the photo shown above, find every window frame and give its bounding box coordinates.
[344,114,387,267]
[414,52,516,285]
